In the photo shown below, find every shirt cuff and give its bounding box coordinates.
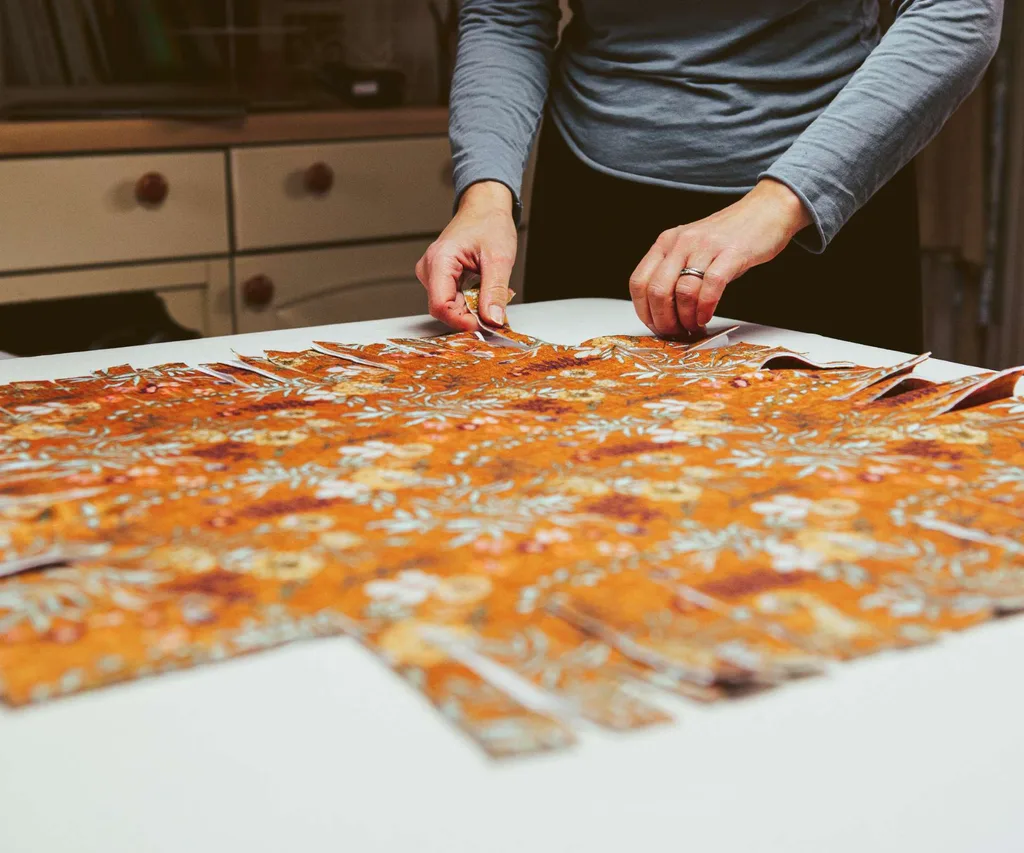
[453,168,524,229]
[758,166,848,255]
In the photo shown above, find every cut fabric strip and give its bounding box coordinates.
[0,329,1022,757]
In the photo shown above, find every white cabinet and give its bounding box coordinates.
[0,124,534,344]
[231,137,456,251]
[0,260,233,338]
[234,240,431,333]
[235,233,528,334]
[0,152,229,273]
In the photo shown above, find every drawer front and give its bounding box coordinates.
[235,239,432,334]
[231,137,455,250]
[235,233,527,334]
[0,152,229,273]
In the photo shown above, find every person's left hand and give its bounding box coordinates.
[628,178,813,337]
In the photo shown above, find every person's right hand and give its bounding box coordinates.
[416,181,518,331]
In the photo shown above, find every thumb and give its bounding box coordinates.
[478,248,515,326]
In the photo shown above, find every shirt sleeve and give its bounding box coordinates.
[762,0,1004,254]
[449,0,562,223]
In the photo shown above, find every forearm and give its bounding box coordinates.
[449,0,561,218]
[762,0,1004,252]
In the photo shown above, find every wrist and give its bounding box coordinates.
[459,181,515,217]
[753,178,813,239]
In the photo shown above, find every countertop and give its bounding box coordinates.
[1,300,1022,853]
[0,107,449,157]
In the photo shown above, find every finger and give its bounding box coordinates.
[629,244,665,332]
[426,249,478,331]
[478,248,515,327]
[696,251,747,328]
[674,254,715,334]
[648,238,692,337]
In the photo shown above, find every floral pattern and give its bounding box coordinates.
[1,325,1023,757]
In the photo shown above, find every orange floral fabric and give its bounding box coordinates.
[1,329,1023,757]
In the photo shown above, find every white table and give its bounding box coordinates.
[2,299,1023,853]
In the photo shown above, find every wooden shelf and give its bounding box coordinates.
[0,107,450,156]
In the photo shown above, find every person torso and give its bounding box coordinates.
[550,0,882,191]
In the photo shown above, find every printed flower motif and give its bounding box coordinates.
[764,540,824,572]
[365,570,440,607]
[795,529,876,562]
[326,380,393,396]
[756,591,872,641]
[735,370,779,384]
[636,452,687,467]
[350,467,423,490]
[539,388,606,404]
[272,408,320,419]
[435,575,493,605]
[392,443,435,459]
[522,527,574,553]
[473,537,508,556]
[315,479,371,500]
[278,513,336,532]
[668,418,729,436]
[597,540,637,558]
[319,531,363,550]
[178,428,229,444]
[650,418,732,444]
[686,400,727,414]
[917,423,989,446]
[751,495,813,523]
[683,466,724,481]
[15,401,101,418]
[850,425,903,443]
[809,498,860,519]
[534,528,572,545]
[339,440,433,463]
[147,545,218,574]
[572,341,616,359]
[553,476,611,497]
[376,620,474,668]
[231,429,309,447]
[559,368,597,379]
[492,387,537,401]
[637,480,703,504]
[245,550,325,582]
[174,475,208,490]
[0,422,68,441]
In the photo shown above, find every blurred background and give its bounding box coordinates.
[0,0,1022,368]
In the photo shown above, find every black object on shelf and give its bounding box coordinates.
[318,63,405,109]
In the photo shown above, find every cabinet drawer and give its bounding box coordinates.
[0,152,229,273]
[235,239,431,334]
[0,259,233,338]
[231,137,455,251]
[235,234,527,334]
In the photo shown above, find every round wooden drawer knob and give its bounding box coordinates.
[304,162,335,195]
[242,274,275,309]
[135,172,169,206]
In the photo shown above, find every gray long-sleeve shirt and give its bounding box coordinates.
[449,0,1003,252]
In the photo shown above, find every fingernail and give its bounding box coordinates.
[697,311,712,326]
[488,305,505,325]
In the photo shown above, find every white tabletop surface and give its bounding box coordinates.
[2,299,1022,853]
